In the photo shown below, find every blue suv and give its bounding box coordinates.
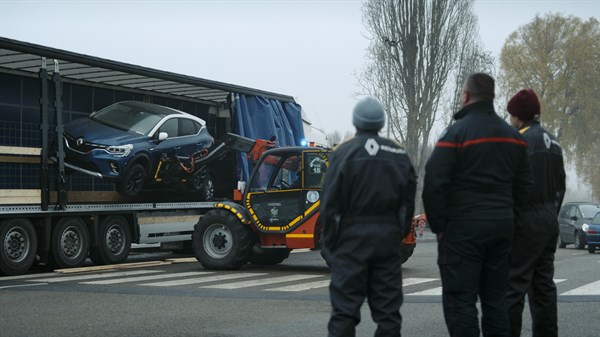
[63,101,214,197]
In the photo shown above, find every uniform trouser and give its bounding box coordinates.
[507,207,558,337]
[437,218,514,337]
[328,223,404,337]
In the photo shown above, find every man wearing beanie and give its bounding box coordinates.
[321,96,416,337]
[423,73,533,337]
[505,89,566,337]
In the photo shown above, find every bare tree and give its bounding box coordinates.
[358,0,486,211]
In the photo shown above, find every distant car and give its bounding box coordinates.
[63,101,214,197]
[586,213,600,254]
[557,202,600,249]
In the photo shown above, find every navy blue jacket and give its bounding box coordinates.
[321,131,417,248]
[423,100,533,233]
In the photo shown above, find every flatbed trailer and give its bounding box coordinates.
[0,38,307,275]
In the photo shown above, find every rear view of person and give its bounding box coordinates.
[505,89,566,337]
[423,73,533,337]
[321,96,416,337]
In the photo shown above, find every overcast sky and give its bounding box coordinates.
[1,0,598,134]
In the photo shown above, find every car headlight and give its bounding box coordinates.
[106,144,133,157]
[582,223,589,232]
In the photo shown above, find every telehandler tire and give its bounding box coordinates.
[193,210,253,270]
[248,246,290,265]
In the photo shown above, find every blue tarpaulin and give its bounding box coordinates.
[233,94,305,182]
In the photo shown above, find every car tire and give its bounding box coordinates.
[248,246,291,265]
[192,210,253,270]
[195,173,215,202]
[90,216,131,265]
[50,217,89,269]
[588,245,596,254]
[0,218,37,276]
[117,163,147,197]
[558,235,567,249]
[574,231,585,250]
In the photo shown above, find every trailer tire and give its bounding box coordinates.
[192,210,253,270]
[90,216,131,265]
[248,246,290,265]
[0,218,37,275]
[117,163,147,197]
[50,217,89,269]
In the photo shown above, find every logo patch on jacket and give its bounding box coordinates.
[365,138,380,156]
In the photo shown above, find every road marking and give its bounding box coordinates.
[407,287,443,296]
[141,273,266,287]
[291,249,311,254]
[266,279,330,292]
[403,278,438,286]
[560,281,600,296]
[554,279,567,284]
[54,261,171,274]
[81,271,211,285]
[0,273,57,281]
[0,283,48,290]
[203,274,322,289]
[28,270,162,283]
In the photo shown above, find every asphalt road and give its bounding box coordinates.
[1,235,599,337]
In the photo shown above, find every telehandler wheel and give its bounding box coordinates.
[192,210,253,270]
[0,218,37,275]
[248,246,291,265]
[50,217,89,269]
[90,216,131,265]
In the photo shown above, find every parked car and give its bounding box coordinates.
[586,213,600,254]
[63,101,214,197]
[557,202,600,249]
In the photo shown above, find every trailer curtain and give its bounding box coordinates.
[232,94,305,182]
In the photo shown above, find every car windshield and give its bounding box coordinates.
[579,204,600,218]
[91,102,165,135]
[593,213,600,225]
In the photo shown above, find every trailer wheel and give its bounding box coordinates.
[0,218,37,275]
[117,163,147,197]
[50,217,89,269]
[192,210,253,270]
[90,216,131,265]
[248,246,290,265]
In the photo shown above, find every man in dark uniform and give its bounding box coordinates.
[505,89,566,337]
[422,73,533,337]
[321,96,416,337]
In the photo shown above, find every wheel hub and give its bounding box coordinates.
[61,227,81,257]
[212,232,227,249]
[106,226,124,254]
[4,228,28,261]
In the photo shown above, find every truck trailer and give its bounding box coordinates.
[0,37,309,275]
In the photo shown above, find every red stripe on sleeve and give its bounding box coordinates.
[436,137,527,149]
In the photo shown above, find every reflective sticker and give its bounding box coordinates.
[364,138,379,156]
[306,191,320,203]
[543,132,552,149]
[269,207,279,222]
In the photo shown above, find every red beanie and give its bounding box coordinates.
[507,89,540,121]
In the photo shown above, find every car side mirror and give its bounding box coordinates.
[158,132,168,141]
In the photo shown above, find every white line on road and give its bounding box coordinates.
[290,249,311,254]
[407,287,443,296]
[81,272,212,285]
[202,274,323,289]
[560,281,600,296]
[554,279,567,284]
[0,273,58,281]
[403,278,438,286]
[28,270,162,283]
[266,279,330,292]
[0,283,48,290]
[141,273,266,287]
